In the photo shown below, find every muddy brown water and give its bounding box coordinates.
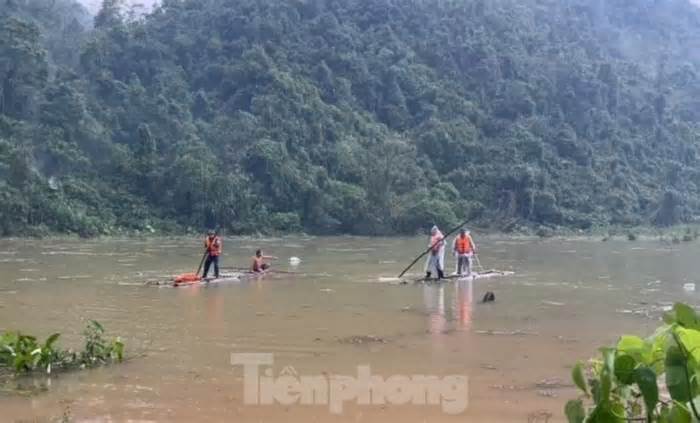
[0,236,697,422]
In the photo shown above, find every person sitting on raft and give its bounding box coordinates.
[251,249,277,273]
[203,229,222,279]
[425,225,445,280]
[453,228,477,276]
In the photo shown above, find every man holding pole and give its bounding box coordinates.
[202,229,222,279]
[453,228,477,276]
[425,225,446,280]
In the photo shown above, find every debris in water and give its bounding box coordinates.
[535,378,573,389]
[320,288,334,293]
[537,390,557,398]
[378,277,400,283]
[490,384,528,391]
[527,410,553,423]
[289,257,302,266]
[476,330,538,336]
[338,335,387,345]
[684,283,696,291]
[541,301,565,306]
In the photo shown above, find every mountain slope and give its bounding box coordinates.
[1,0,700,236]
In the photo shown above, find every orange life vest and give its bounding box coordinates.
[205,236,222,256]
[455,235,473,254]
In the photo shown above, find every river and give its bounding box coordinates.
[0,236,696,422]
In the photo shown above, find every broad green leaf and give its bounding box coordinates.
[565,399,585,423]
[675,327,700,364]
[666,345,691,402]
[665,310,679,325]
[669,403,691,423]
[675,303,700,329]
[650,329,670,374]
[617,336,651,364]
[614,354,636,385]
[633,366,658,413]
[588,402,625,423]
[572,362,588,395]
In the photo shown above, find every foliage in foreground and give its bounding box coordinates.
[567,303,700,422]
[0,320,124,375]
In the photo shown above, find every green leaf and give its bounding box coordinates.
[669,403,691,423]
[666,345,691,402]
[588,402,625,423]
[565,399,585,423]
[674,303,700,329]
[633,366,658,413]
[44,333,60,349]
[572,362,588,395]
[613,354,636,385]
[89,320,104,333]
[617,335,651,364]
[676,327,700,363]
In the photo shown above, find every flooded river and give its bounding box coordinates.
[0,236,698,422]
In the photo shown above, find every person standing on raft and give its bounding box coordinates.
[453,228,477,276]
[202,230,222,279]
[251,249,277,273]
[425,225,445,280]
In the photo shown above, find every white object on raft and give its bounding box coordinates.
[684,283,696,292]
[289,257,301,266]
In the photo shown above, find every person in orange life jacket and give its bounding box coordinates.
[425,225,445,280]
[453,228,477,276]
[202,230,222,279]
[251,249,277,273]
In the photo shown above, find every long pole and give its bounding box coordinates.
[195,250,208,276]
[397,218,471,278]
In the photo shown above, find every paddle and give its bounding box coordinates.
[397,218,471,278]
[473,254,485,272]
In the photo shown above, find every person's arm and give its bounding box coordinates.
[263,255,278,260]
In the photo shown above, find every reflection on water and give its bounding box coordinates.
[424,279,474,335]
[1,236,699,422]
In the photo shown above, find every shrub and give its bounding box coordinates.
[566,303,700,422]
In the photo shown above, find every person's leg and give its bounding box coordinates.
[457,256,465,275]
[202,255,212,278]
[213,255,220,278]
[466,256,472,276]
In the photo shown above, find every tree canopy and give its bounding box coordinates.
[1,0,700,236]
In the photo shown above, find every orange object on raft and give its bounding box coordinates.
[173,273,201,285]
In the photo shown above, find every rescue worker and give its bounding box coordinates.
[453,229,477,276]
[424,225,445,280]
[202,229,222,279]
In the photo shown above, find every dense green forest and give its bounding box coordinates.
[1,0,700,236]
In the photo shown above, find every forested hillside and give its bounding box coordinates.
[2,0,700,236]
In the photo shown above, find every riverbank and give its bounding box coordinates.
[6,222,700,246]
